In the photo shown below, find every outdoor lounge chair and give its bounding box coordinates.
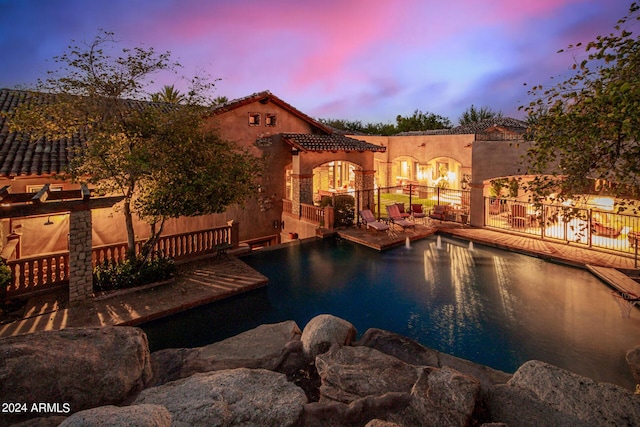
[489,198,501,215]
[360,210,391,234]
[429,205,449,221]
[410,204,427,223]
[395,203,411,219]
[509,204,528,229]
[386,204,415,231]
[592,217,623,238]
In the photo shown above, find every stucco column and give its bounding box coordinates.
[68,209,93,305]
[290,174,314,215]
[469,183,485,227]
[378,162,392,188]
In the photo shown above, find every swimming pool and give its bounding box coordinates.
[141,235,640,390]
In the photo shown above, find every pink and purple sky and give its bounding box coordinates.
[0,0,633,125]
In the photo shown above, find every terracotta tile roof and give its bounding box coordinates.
[0,88,385,178]
[0,89,82,177]
[282,133,386,153]
[395,117,528,136]
[0,89,182,178]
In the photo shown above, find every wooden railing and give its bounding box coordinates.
[283,199,293,215]
[282,199,325,226]
[4,224,235,299]
[301,203,324,224]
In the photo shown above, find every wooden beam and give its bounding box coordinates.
[31,184,50,203]
[0,186,10,201]
[0,195,125,219]
[80,184,91,201]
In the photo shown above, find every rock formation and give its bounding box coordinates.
[134,368,306,426]
[2,314,639,426]
[0,326,151,426]
[59,404,171,427]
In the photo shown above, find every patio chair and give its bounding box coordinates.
[429,205,448,221]
[410,204,427,224]
[489,198,501,215]
[386,204,415,232]
[395,203,411,219]
[359,210,391,234]
[509,204,528,229]
[591,216,623,238]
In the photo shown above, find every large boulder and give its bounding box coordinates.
[9,416,68,427]
[148,320,302,386]
[626,345,640,386]
[301,314,357,359]
[398,366,480,427]
[301,393,411,427]
[134,368,307,426]
[59,404,171,427]
[0,326,152,426]
[315,345,419,404]
[487,360,640,426]
[357,327,510,395]
[356,328,441,366]
[365,420,403,427]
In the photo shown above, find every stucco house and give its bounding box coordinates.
[0,87,539,257]
[0,89,394,255]
[5,87,640,306]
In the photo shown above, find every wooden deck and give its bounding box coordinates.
[338,222,437,250]
[587,265,640,299]
[442,227,638,269]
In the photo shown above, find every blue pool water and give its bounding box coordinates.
[141,235,640,390]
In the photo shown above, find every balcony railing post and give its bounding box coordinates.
[541,204,546,239]
[409,184,413,207]
[587,209,593,247]
[355,189,360,226]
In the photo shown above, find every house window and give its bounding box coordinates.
[27,184,63,193]
[265,113,277,127]
[248,113,261,126]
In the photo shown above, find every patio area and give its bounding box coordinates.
[338,218,448,250]
[1,219,638,338]
[0,255,268,338]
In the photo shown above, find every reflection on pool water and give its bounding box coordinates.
[141,235,640,390]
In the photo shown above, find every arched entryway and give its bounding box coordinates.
[279,133,385,238]
[389,156,466,190]
[312,160,360,201]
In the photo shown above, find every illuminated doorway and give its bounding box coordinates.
[313,161,359,197]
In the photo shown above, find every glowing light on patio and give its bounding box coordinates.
[590,196,615,211]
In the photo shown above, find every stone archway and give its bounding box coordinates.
[313,160,361,199]
[288,152,377,214]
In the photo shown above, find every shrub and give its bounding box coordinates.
[0,260,12,304]
[0,260,12,290]
[321,194,355,227]
[93,256,175,293]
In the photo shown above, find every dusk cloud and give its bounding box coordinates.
[0,0,632,124]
